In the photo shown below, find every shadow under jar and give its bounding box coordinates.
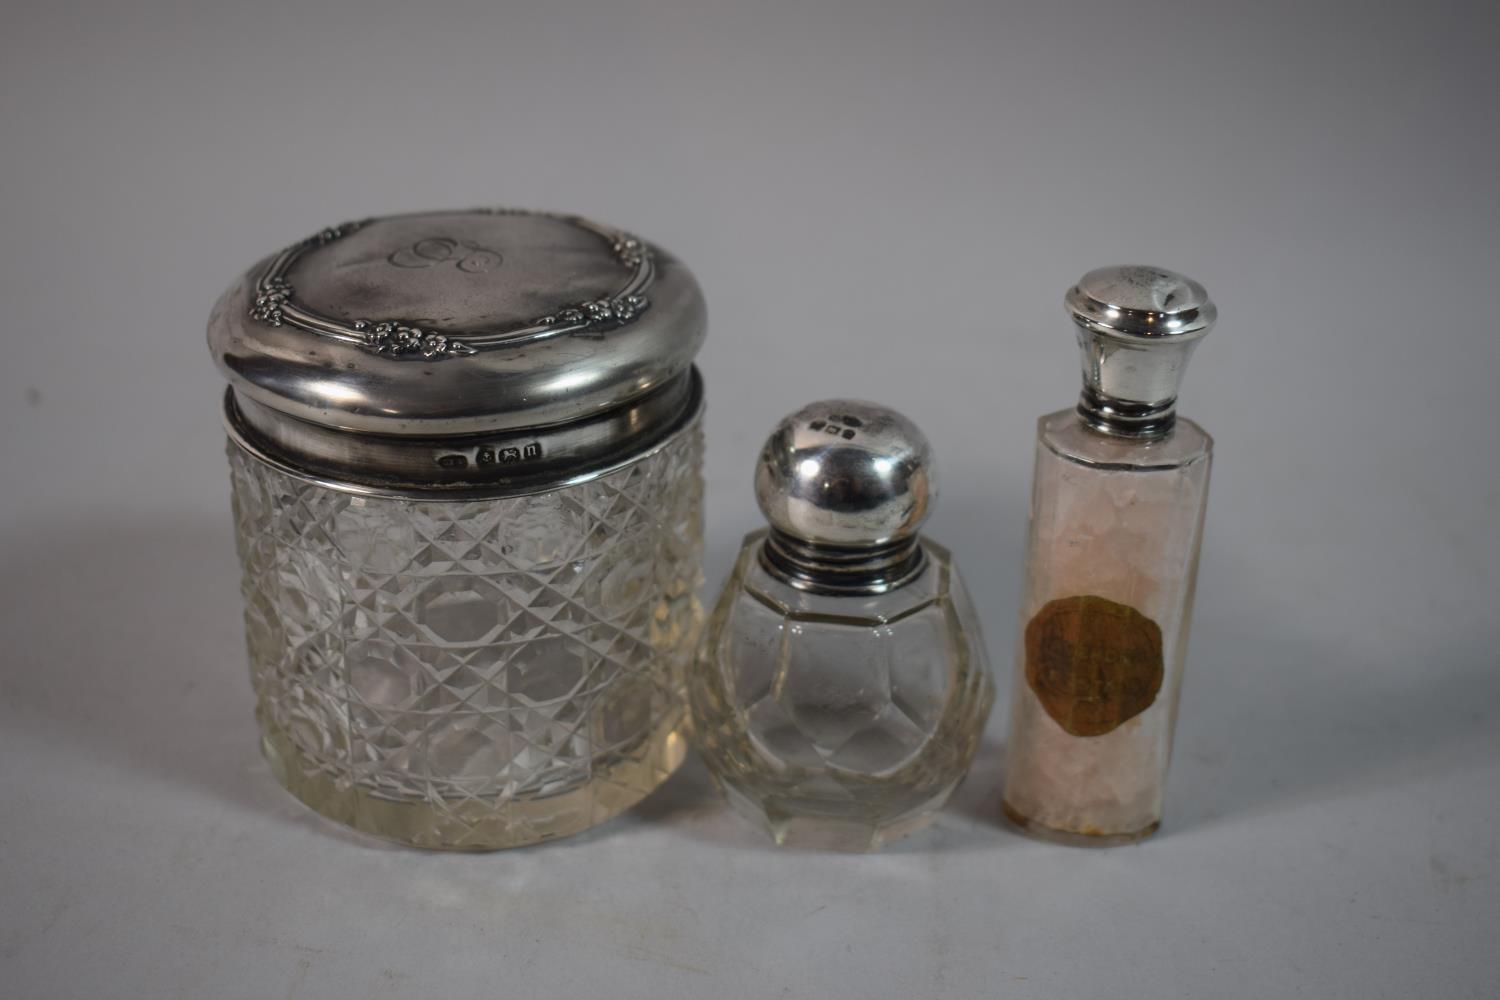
[207,209,707,849]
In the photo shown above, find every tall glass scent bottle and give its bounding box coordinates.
[690,401,994,850]
[1002,266,1217,845]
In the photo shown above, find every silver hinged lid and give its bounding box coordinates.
[210,208,705,435]
[208,208,706,495]
[1064,265,1217,438]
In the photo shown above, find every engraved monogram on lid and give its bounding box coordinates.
[246,209,656,359]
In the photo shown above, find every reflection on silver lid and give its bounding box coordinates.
[1064,265,1218,438]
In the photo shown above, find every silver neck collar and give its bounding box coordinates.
[759,530,926,596]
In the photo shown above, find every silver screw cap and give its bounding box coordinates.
[753,400,936,594]
[1065,265,1217,437]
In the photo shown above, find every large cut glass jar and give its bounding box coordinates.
[207,209,707,849]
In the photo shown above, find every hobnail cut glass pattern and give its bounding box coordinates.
[228,425,703,849]
[689,532,993,850]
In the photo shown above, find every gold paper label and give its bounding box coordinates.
[1025,595,1164,737]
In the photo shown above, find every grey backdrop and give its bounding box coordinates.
[2,2,1496,998]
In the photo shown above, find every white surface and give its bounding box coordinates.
[2,2,1496,998]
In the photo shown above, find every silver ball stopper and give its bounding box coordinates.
[1065,265,1217,437]
[754,399,937,551]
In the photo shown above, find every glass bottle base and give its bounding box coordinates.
[716,775,959,852]
[1000,799,1160,847]
[260,714,688,850]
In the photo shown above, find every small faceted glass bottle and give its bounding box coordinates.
[690,401,994,850]
[1002,266,1218,845]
